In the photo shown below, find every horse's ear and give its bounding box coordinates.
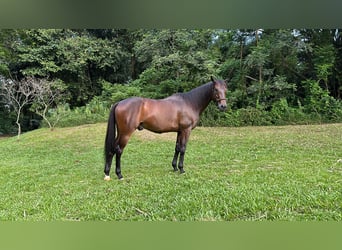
[211,76,215,83]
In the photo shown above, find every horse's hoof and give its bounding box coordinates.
[104,175,111,181]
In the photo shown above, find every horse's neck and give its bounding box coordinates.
[185,83,213,115]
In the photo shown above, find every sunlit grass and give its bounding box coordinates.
[0,123,341,221]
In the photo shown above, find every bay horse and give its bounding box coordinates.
[104,76,227,180]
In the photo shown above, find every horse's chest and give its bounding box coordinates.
[178,110,199,129]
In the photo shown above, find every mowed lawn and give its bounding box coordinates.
[0,123,341,221]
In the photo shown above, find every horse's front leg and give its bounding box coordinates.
[177,129,191,174]
[172,132,181,171]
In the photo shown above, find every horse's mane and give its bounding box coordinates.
[176,82,213,113]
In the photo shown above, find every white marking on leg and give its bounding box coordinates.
[104,175,111,181]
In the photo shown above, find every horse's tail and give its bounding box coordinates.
[104,103,118,161]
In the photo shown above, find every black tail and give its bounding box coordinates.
[104,103,118,161]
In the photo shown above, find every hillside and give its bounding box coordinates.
[0,123,341,221]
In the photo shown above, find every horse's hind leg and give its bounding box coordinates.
[115,145,123,179]
[104,153,114,181]
[115,133,132,180]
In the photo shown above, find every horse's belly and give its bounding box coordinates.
[142,111,180,132]
[141,100,188,132]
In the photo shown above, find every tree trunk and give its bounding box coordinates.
[257,65,263,108]
[16,110,21,140]
[256,29,262,108]
[43,115,53,131]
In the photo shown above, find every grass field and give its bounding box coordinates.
[0,123,341,221]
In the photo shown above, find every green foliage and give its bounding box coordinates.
[136,79,181,99]
[134,29,219,88]
[269,98,310,125]
[1,29,342,132]
[14,29,131,106]
[0,105,16,134]
[101,81,142,104]
[0,46,9,75]
[0,30,21,77]
[233,107,272,126]
[303,79,342,121]
[29,79,68,130]
[43,98,109,128]
[41,81,143,128]
[200,96,337,127]
[313,44,335,79]
[199,103,226,126]
[43,103,71,128]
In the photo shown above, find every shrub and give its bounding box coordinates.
[303,80,342,122]
[44,98,109,128]
[270,98,310,125]
[234,107,272,126]
[200,106,272,127]
[101,80,143,104]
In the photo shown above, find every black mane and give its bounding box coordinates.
[177,82,213,114]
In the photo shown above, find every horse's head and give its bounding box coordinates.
[211,76,227,111]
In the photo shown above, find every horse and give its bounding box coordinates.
[104,76,227,180]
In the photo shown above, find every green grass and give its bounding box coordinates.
[0,123,341,221]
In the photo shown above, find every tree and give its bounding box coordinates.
[133,29,218,97]
[0,29,341,131]
[0,76,37,139]
[0,29,22,77]
[299,29,341,99]
[14,29,132,106]
[30,78,67,130]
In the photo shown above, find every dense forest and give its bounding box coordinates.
[1,29,342,135]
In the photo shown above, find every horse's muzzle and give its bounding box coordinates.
[218,104,227,111]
